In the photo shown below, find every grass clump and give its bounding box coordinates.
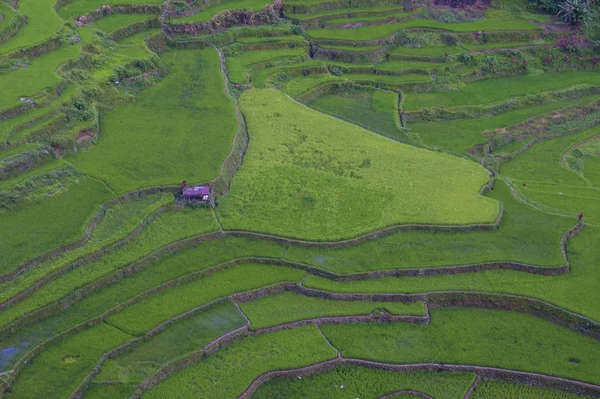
[217,89,499,240]
[241,292,425,329]
[70,47,236,194]
[253,365,475,399]
[322,308,600,384]
[144,325,337,398]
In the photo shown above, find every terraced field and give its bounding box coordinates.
[0,0,599,397]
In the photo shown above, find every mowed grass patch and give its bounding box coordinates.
[403,71,600,111]
[174,0,270,23]
[471,379,596,398]
[69,47,236,193]
[105,263,305,335]
[92,14,155,33]
[0,176,112,275]
[144,325,337,399]
[0,43,81,111]
[322,308,600,384]
[217,89,499,240]
[8,323,131,399]
[0,0,63,55]
[241,292,425,329]
[253,365,475,399]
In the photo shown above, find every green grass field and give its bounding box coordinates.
[69,47,236,193]
[2,0,600,397]
[217,89,498,240]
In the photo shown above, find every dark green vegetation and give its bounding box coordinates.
[1,0,599,397]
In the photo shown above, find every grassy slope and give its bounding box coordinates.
[252,366,475,398]
[304,222,600,321]
[57,0,163,19]
[0,177,113,275]
[0,0,63,55]
[69,47,236,194]
[105,263,305,335]
[241,292,425,329]
[308,90,403,138]
[174,0,270,23]
[92,14,154,33]
[144,325,337,399]
[0,207,220,328]
[404,71,600,111]
[90,301,246,396]
[285,182,571,272]
[115,28,159,58]
[323,308,600,383]
[217,89,498,240]
[306,18,541,41]
[0,43,81,111]
[8,323,131,399]
[226,47,308,83]
[410,95,600,153]
[501,126,600,224]
[471,379,596,398]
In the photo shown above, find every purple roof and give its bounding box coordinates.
[183,186,210,197]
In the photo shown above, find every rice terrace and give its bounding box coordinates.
[0,0,600,396]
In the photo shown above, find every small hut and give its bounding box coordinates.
[183,186,210,202]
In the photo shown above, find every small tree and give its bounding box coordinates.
[558,0,590,27]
